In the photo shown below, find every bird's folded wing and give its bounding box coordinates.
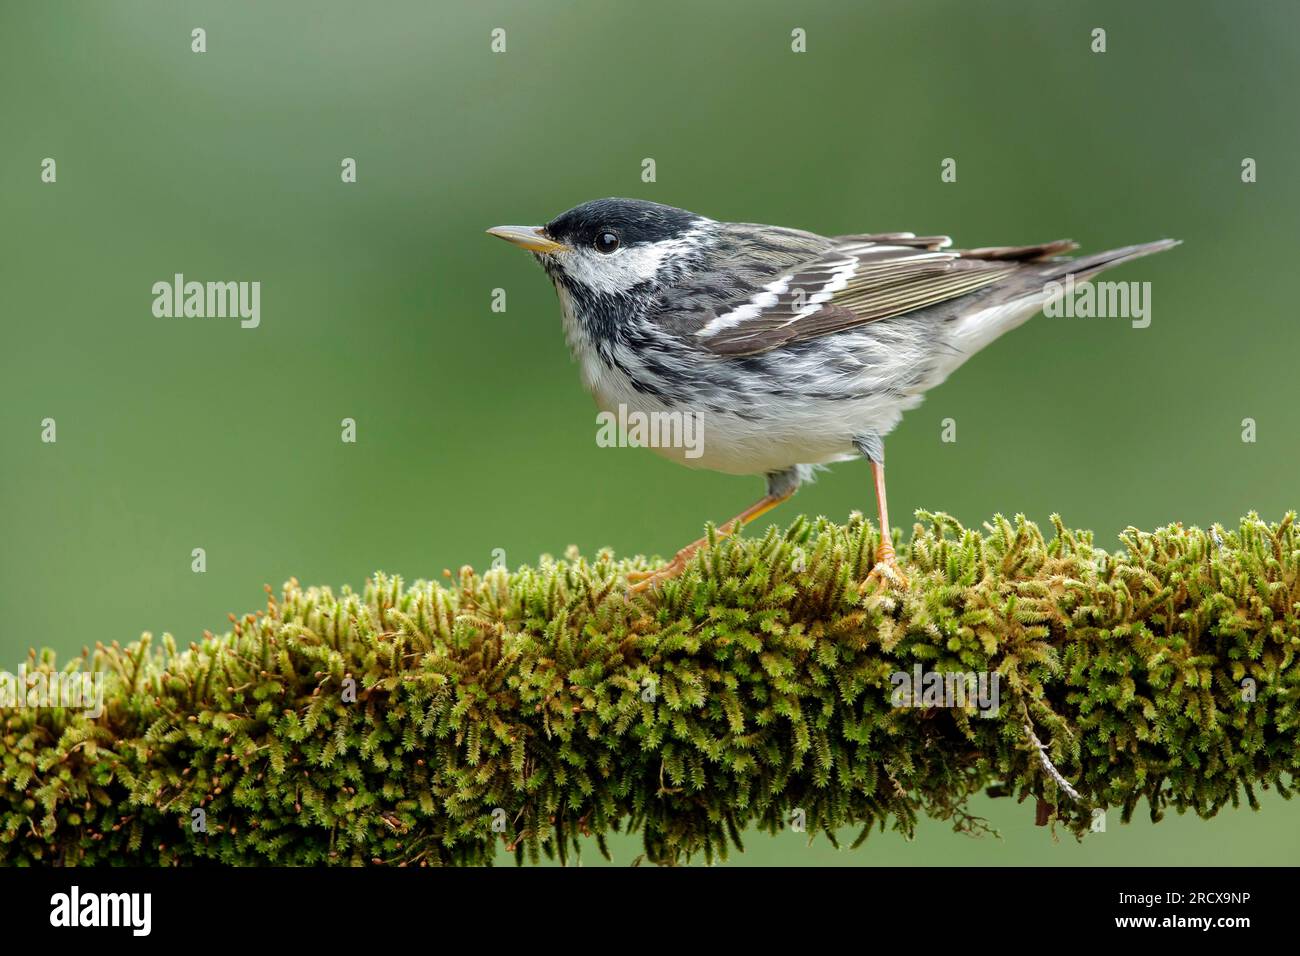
[692,234,1076,357]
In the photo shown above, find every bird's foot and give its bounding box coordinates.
[862,545,909,591]
[626,554,691,592]
[627,538,712,591]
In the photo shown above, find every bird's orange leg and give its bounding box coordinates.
[872,459,895,564]
[865,459,908,587]
[627,490,795,591]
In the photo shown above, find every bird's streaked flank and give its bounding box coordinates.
[3,512,1295,866]
[489,199,1179,588]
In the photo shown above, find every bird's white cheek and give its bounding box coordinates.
[560,242,678,295]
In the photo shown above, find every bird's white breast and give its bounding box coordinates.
[555,282,920,475]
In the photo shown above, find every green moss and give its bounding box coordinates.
[3,512,1298,866]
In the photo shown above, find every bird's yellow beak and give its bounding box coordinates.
[486,225,570,254]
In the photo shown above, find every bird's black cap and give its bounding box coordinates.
[546,198,704,248]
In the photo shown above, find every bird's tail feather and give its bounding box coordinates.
[1040,238,1181,282]
[931,237,1181,387]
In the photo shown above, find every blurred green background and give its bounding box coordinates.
[2,0,1297,865]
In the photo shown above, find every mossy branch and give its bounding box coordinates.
[3,512,1299,866]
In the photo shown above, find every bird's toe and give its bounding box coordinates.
[862,555,909,592]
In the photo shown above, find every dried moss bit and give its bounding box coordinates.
[2,512,1298,866]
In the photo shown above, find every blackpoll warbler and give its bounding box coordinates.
[489,198,1177,589]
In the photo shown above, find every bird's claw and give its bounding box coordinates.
[627,558,688,593]
[862,547,909,592]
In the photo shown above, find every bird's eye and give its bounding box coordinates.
[593,231,620,254]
